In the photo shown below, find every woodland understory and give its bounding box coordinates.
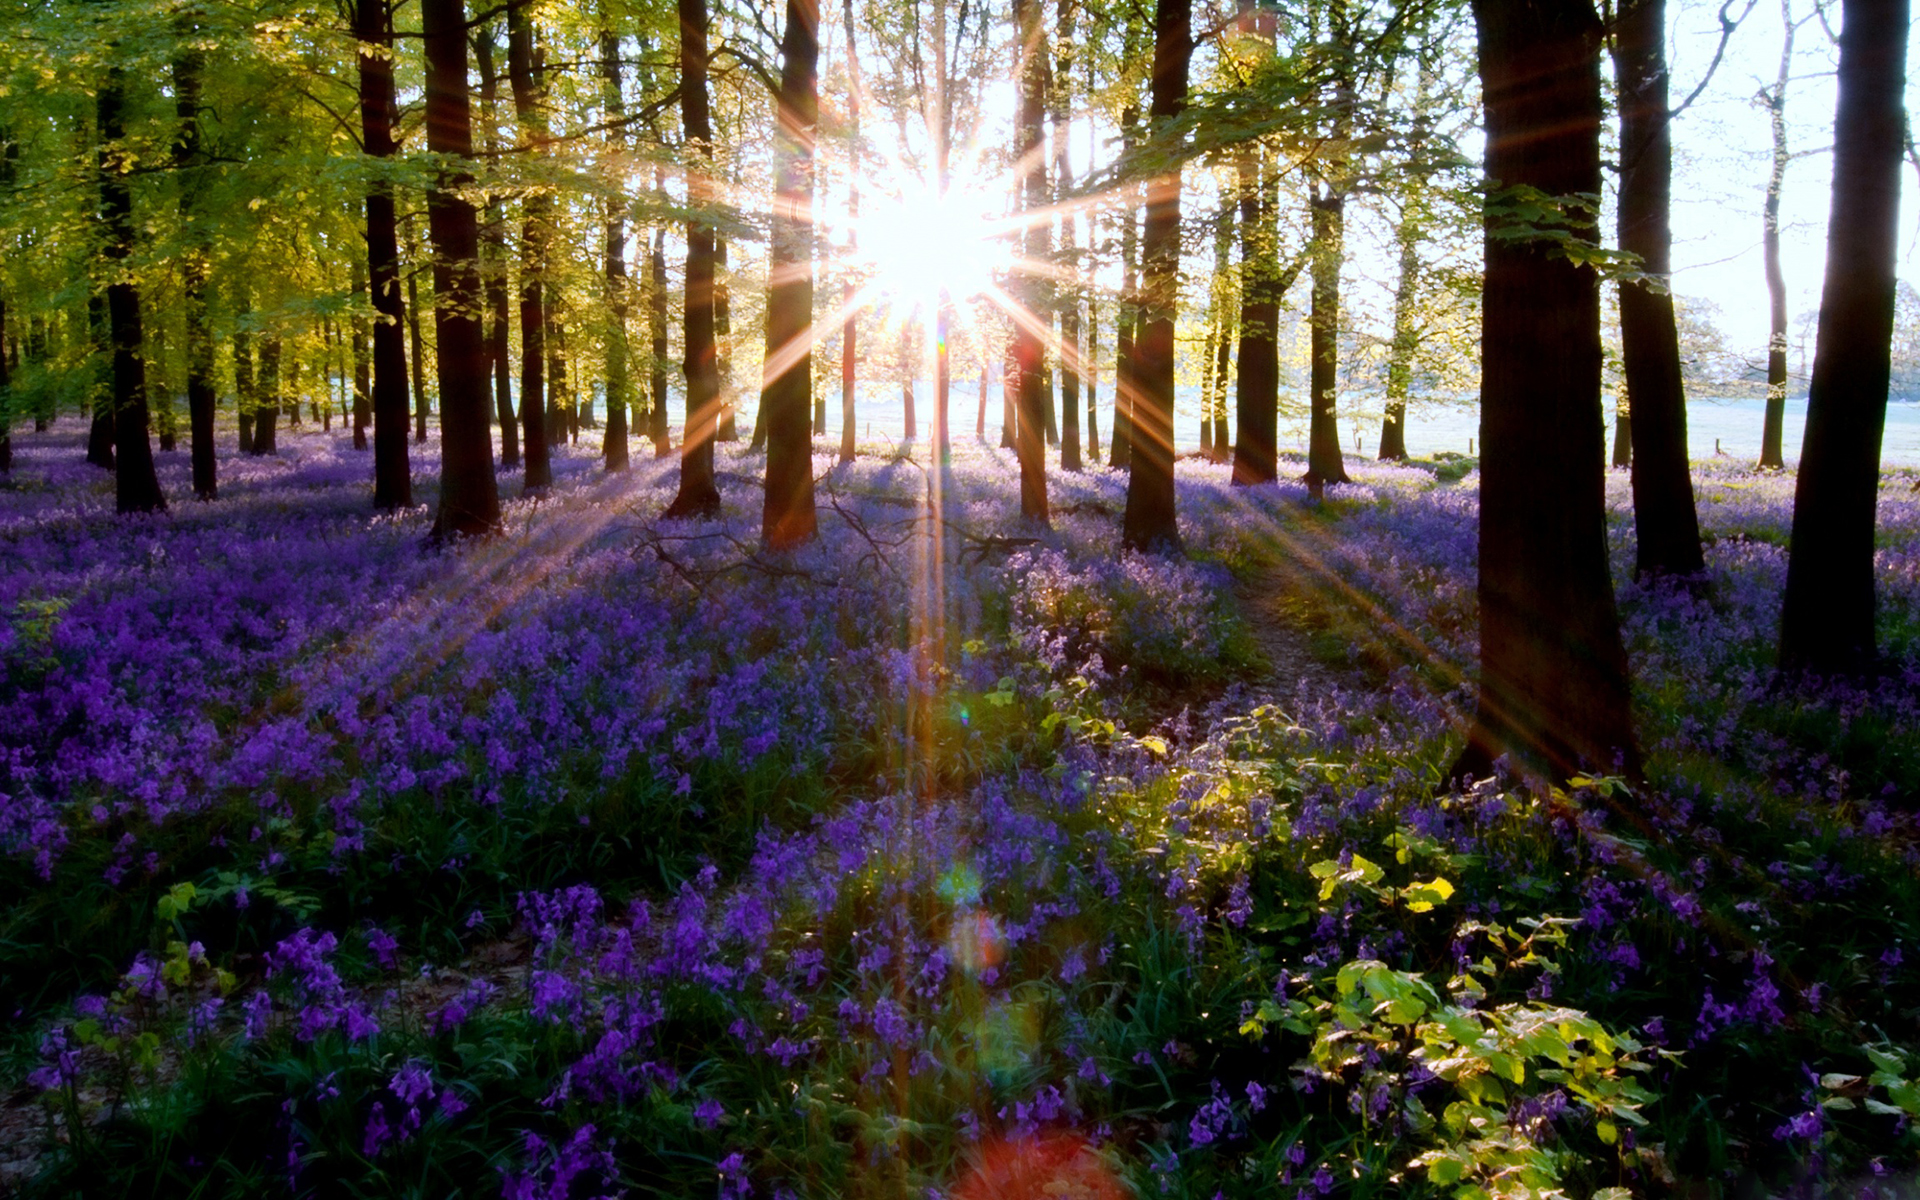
[1,420,1918,1199]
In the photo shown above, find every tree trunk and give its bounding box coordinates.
[1778,0,1908,676]
[761,0,821,549]
[508,4,552,492]
[1013,0,1051,523]
[1086,295,1101,461]
[1001,341,1016,449]
[1055,0,1081,472]
[99,67,167,514]
[599,34,632,471]
[254,336,280,455]
[423,0,501,537]
[1205,195,1234,463]
[233,302,254,454]
[649,199,672,456]
[1121,0,1188,552]
[664,0,723,519]
[474,25,518,470]
[351,263,372,451]
[1303,191,1350,492]
[549,308,571,444]
[1614,0,1703,579]
[1379,193,1418,462]
[977,359,988,440]
[841,0,862,466]
[1612,409,1632,466]
[717,234,737,442]
[409,267,429,443]
[359,0,412,508]
[903,373,917,439]
[1758,0,1796,470]
[1111,113,1140,473]
[173,31,216,499]
[1453,0,1638,783]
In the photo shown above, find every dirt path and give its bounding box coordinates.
[1230,559,1369,701]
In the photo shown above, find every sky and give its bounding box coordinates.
[1667,0,1920,360]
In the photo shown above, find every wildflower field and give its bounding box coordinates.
[3,423,1919,1199]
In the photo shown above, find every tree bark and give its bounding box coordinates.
[99,68,166,513]
[408,269,428,443]
[601,30,632,472]
[1453,0,1639,783]
[1778,0,1908,676]
[840,0,861,465]
[255,336,280,455]
[649,220,672,457]
[351,263,371,451]
[1014,0,1051,522]
[473,25,518,469]
[423,0,501,537]
[1378,198,1418,462]
[1110,108,1140,472]
[1086,294,1101,461]
[173,28,216,499]
[664,0,723,519]
[508,3,552,491]
[1758,0,1796,469]
[1205,194,1234,462]
[1236,148,1282,481]
[359,0,412,508]
[233,299,254,454]
[1614,0,1703,579]
[1121,0,1188,552]
[760,0,820,548]
[1052,0,1080,471]
[1303,191,1350,492]
[717,234,736,442]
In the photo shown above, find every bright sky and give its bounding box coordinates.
[1667,0,1920,358]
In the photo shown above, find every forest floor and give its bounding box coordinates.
[2,419,1919,1199]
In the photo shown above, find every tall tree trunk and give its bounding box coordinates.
[549,308,571,443]
[663,0,723,518]
[173,28,216,498]
[474,25,518,469]
[1055,0,1081,472]
[1614,0,1703,578]
[1205,195,1234,463]
[97,67,165,510]
[424,0,501,537]
[1110,110,1140,472]
[839,0,862,465]
[649,219,672,456]
[1001,340,1016,449]
[1759,0,1796,469]
[1779,0,1908,676]
[359,0,412,508]
[977,358,988,440]
[508,4,552,492]
[254,335,280,455]
[761,0,820,548]
[716,235,735,441]
[1453,0,1639,783]
[1086,294,1101,461]
[351,263,372,450]
[1379,194,1419,462]
[1013,0,1051,522]
[408,269,429,443]
[1121,0,1188,551]
[903,368,918,439]
[233,300,255,454]
[601,32,632,471]
[1303,191,1350,492]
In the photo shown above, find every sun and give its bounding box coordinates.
[853,177,1012,313]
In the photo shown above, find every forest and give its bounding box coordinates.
[2,0,1920,1195]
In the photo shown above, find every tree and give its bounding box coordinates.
[1613,0,1703,579]
[358,0,412,510]
[97,59,165,514]
[1013,0,1051,523]
[1757,0,1813,469]
[473,25,519,471]
[423,0,501,538]
[172,15,216,500]
[663,0,723,520]
[760,0,822,550]
[839,0,862,466]
[1054,0,1082,472]
[1453,0,1639,783]
[507,2,553,494]
[601,29,632,473]
[1120,0,1189,553]
[1778,0,1909,676]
